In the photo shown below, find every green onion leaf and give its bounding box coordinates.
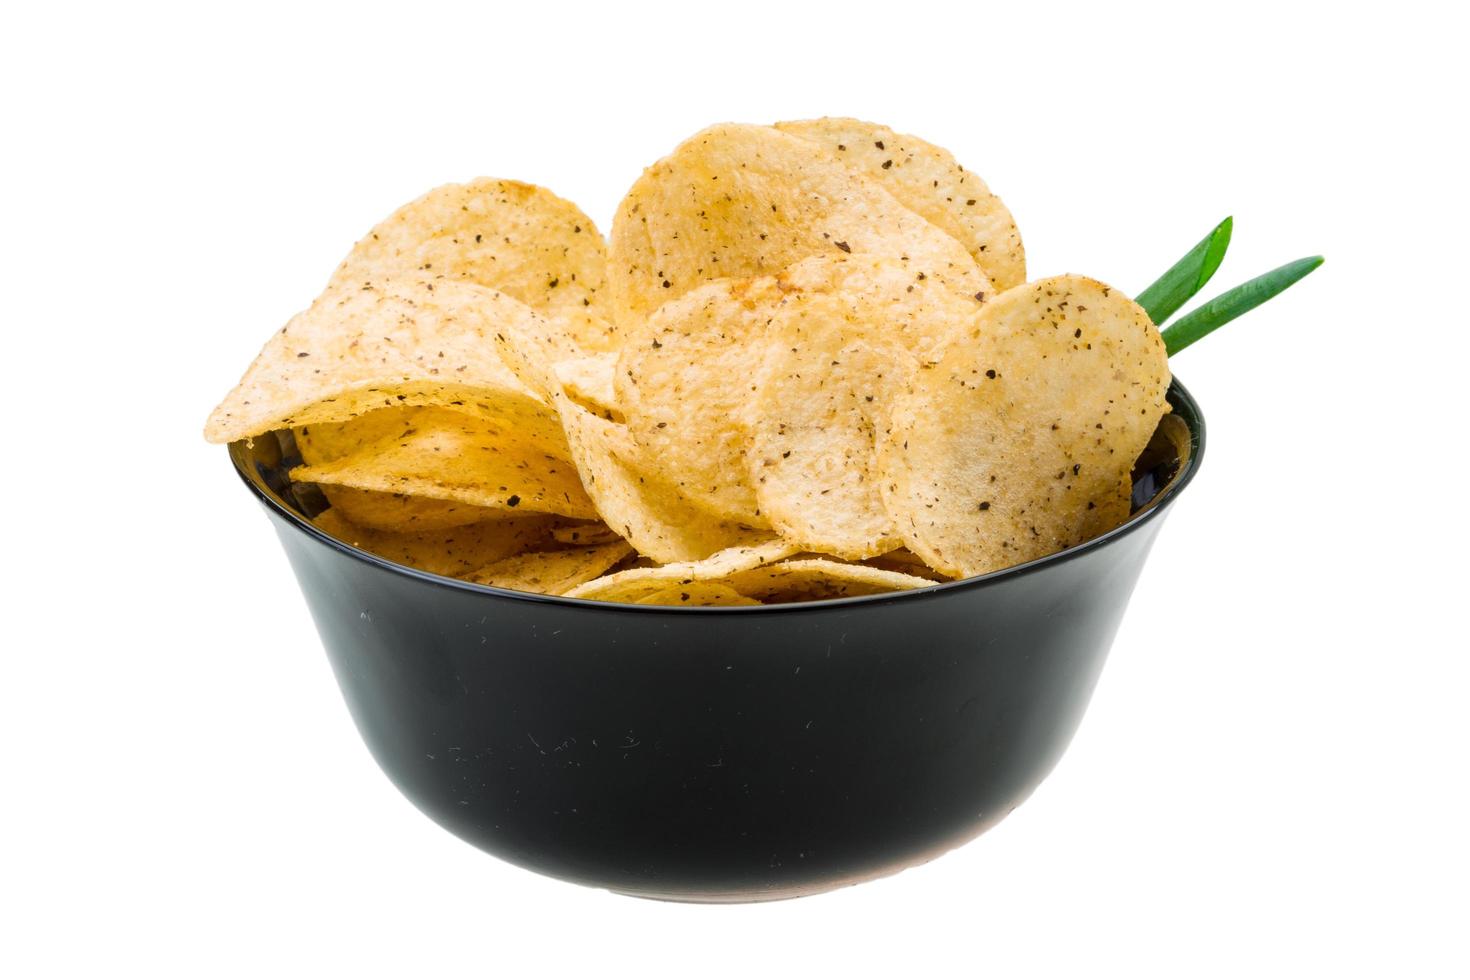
[1161,256,1324,356]
[1136,216,1233,325]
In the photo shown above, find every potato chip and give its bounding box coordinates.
[746,256,984,558]
[861,548,950,582]
[549,521,623,546]
[776,117,1025,291]
[877,275,1170,578]
[486,318,764,561]
[329,178,615,352]
[610,583,761,607]
[467,540,633,595]
[310,486,504,532]
[312,509,553,579]
[295,399,569,466]
[564,538,797,602]
[291,408,597,519]
[295,405,566,529]
[606,123,991,326]
[615,275,788,522]
[554,352,621,420]
[295,409,425,463]
[557,402,767,563]
[724,558,934,601]
[204,277,562,444]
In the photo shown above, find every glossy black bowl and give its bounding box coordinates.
[230,381,1204,902]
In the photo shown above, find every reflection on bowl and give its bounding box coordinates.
[229,381,1204,902]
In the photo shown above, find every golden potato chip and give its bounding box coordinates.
[776,117,1025,291]
[615,276,788,523]
[204,277,561,444]
[557,402,766,563]
[877,275,1170,578]
[295,406,567,529]
[467,540,633,595]
[291,409,597,519]
[724,558,934,601]
[753,339,903,559]
[549,521,623,546]
[610,583,761,607]
[329,178,615,352]
[746,256,984,558]
[861,548,950,582]
[295,409,423,464]
[554,352,621,420]
[606,123,991,326]
[312,509,553,579]
[485,317,764,561]
[296,398,569,466]
[311,486,503,532]
[564,538,797,602]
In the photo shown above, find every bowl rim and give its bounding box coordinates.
[229,378,1205,614]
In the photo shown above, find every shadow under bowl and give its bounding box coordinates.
[229,381,1205,902]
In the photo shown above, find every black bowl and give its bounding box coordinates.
[229,381,1204,902]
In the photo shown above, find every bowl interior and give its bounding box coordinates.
[229,380,1205,600]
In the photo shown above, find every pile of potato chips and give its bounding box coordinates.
[207,119,1171,605]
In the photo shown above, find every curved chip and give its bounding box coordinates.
[329,178,615,352]
[606,123,991,326]
[776,117,1025,291]
[312,509,553,579]
[861,548,950,583]
[877,275,1170,578]
[295,397,569,465]
[205,277,560,444]
[615,276,787,522]
[558,402,768,563]
[603,583,761,607]
[291,408,597,519]
[485,319,766,561]
[309,486,504,532]
[564,538,797,602]
[295,405,562,529]
[295,409,424,463]
[554,352,621,420]
[746,257,984,558]
[467,540,633,595]
[549,521,623,546]
[723,558,934,601]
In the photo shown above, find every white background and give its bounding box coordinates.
[4,2,1466,976]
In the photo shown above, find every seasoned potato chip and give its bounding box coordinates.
[776,117,1025,291]
[329,178,615,352]
[724,558,934,601]
[861,548,950,582]
[616,276,787,522]
[549,521,623,546]
[611,583,762,606]
[467,541,633,595]
[309,486,503,532]
[747,256,984,558]
[295,399,569,466]
[486,317,763,561]
[295,409,424,463]
[295,406,566,529]
[606,123,991,325]
[291,408,597,519]
[878,276,1170,578]
[312,509,552,579]
[753,338,904,559]
[564,539,797,602]
[557,402,766,563]
[554,352,621,420]
[204,277,561,444]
